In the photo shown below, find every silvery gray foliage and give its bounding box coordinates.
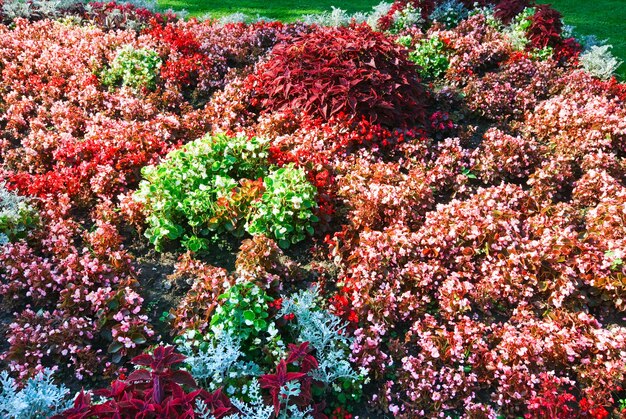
[218,12,249,24]
[180,330,262,393]
[299,2,391,30]
[580,45,623,80]
[195,379,275,419]
[0,183,37,246]
[301,6,367,27]
[0,369,73,419]
[2,0,80,19]
[0,183,26,217]
[279,287,359,384]
[430,0,469,28]
[117,0,158,12]
[366,1,392,30]
[562,24,607,50]
[390,3,424,33]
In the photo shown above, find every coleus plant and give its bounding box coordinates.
[57,346,234,418]
[247,23,428,128]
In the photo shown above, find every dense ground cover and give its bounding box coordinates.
[0,0,625,418]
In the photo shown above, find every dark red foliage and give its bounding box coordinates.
[57,346,234,419]
[247,24,428,128]
[526,4,563,49]
[553,37,583,64]
[259,342,322,417]
[494,0,534,24]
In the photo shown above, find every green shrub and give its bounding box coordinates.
[247,164,318,249]
[210,282,273,343]
[134,134,270,251]
[135,134,318,251]
[408,36,450,80]
[100,45,162,91]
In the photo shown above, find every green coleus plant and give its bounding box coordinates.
[100,45,162,92]
[135,134,318,251]
[247,164,318,249]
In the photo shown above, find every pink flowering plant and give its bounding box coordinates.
[0,1,625,418]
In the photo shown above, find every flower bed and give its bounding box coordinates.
[0,0,625,418]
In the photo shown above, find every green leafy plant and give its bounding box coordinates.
[408,36,451,80]
[504,7,535,51]
[134,134,270,251]
[210,282,274,343]
[247,164,318,249]
[100,45,162,92]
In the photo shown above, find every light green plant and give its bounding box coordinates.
[100,45,162,92]
[134,134,270,251]
[504,7,535,51]
[210,282,274,343]
[246,164,318,249]
[409,36,451,80]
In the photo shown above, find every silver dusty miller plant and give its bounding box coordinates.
[0,369,73,419]
[279,286,359,384]
[179,329,263,395]
[580,45,623,80]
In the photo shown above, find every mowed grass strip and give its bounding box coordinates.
[158,0,625,78]
[157,0,379,21]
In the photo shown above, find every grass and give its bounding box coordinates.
[549,0,626,78]
[157,0,626,78]
[157,0,380,21]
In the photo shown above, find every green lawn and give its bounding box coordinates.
[158,0,626,78]
[158,0,380,21]
[549,0,626,78]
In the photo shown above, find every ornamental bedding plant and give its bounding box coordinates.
[0,1,625,418]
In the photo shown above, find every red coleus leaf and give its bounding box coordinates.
[247,24,427,129]
[260,360,307,416]
[126,369,152,383]
[169,369,197,387]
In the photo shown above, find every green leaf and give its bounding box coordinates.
[108,341,123,354]
[131,334,147,345]
[243,309,256,322]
